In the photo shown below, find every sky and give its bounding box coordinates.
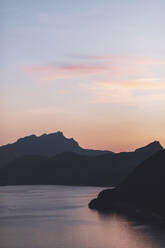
[0,0,165,152]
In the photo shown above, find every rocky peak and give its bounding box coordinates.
[135,140,163,153]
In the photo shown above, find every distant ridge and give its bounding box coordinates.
[0,132,163,187]
[135,140,163,153]
[0,131,111,167]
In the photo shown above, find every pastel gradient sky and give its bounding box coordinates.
[1,0,165,151]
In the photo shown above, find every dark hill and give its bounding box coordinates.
[89,150,165,218]
[0,131,111,168]
[0,141,163,187]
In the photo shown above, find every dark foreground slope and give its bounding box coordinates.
[0,142,163,187]
[89,150,165,218]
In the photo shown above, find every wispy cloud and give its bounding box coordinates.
[97,79,165,89]
[23,55,165,106]
[85,78,165,105]
[23,56,165,84]
[23,63,108,82]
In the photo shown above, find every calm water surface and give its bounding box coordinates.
[0,185,165,248]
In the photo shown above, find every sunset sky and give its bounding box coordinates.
[1,0,165,152]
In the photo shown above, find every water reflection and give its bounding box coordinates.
[0,186,164,248]
[97,213,158,248]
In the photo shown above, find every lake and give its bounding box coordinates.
[0,185,165,248]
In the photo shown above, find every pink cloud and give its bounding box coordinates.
[23,55,165,83]
[23,63,108,82]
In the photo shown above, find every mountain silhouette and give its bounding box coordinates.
[0,131,110,168]
[89,150,165,218]
[0,133,163,187]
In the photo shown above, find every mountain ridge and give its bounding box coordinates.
[0,131,112,168]
[0,133,163,187]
